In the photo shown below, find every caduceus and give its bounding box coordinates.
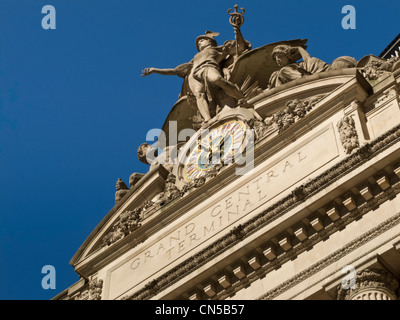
[227,4,245,57]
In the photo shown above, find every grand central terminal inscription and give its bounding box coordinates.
[106,124,339,299]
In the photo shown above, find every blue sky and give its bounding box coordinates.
[0,0,398,300]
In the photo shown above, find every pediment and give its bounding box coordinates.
[70,164,170,275]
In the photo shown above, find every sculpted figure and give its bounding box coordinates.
[142,29,249,125]
[268,45,331,89]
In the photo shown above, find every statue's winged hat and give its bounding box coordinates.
[195,31,219,51]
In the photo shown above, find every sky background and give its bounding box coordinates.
[0,0,399,300]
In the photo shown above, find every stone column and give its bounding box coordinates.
[337,268,399,300]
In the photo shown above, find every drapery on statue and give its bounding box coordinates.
[141,6,250,126]
[268,44,331,89]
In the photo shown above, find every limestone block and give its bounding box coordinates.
[310,217,324,231]
[377,176,390,190]
[359,186,373,201]
[263,246,276,261]
[294,227,308,241]
[343,197,356,211]
[279,237,292,251]
[218,274,231,289]
[204,283,216,297]
[327,207,340,221]
[248,256,261,270]
[233,265,246,279]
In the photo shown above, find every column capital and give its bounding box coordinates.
[337,268,399,300]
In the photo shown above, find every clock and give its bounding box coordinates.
[182,120,247,182]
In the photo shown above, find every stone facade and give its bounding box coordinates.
[54,12,400,301]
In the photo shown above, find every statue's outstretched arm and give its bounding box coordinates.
[141,62,193,78]
[141,67,178,77]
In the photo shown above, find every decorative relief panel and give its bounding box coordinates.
[337,115,359,154]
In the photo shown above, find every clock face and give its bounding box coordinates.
[184,120,247,182]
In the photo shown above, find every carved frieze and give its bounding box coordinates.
[268,94,326,133]
[72,277,104,300]
[102,208,142,247]
[358,55,400,81]
[89,278,103,300]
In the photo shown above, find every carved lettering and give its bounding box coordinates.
[266,170,278,182]
[238,185,250,201]
[227,205,240,221]
[144,251,153,262]
[185,223,195,236]
[211,205,222,217]
[189,233,200,247]
[130,258,140,270]
[178,240,185,253]
[166,247,174,259]
[243,199,252,212]
[204,221,215,236]
[225,197,233,209]
[218,215,223,227]
[169,230,181,246]
[253,176,263,189]
[156,243,166,255]
[129,148,312,272]
[298,151,306,162]
[282,160,293,172]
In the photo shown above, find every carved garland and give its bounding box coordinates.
[122,123,400,300]
[268,94,327,133]
[73,277,104,300]
[337,115,359,154]
[89,278,103,300]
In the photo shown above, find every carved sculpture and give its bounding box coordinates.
[115,178,129,203]
[268,45,331,89]
[102,208,142,247]
[102,225,124,246]
[129,172,145,189]
[357,55,400,81]
[142,6,251,126]
[89,278,103,300]
[267,94,326,133]
[247,118,270,142]
[137,143,158,165]
[154,171,182,206]
[337,115,359,154]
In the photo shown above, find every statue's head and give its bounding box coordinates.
[195,31,219,51]
[271,45,298,67]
